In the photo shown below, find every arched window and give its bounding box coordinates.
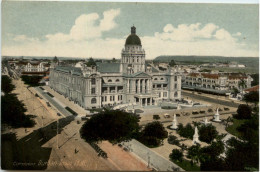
[160,78,164,80]
[116,79,120,82]
[108,79,112,82]
[154,78,158,81]
[91,98,96,104]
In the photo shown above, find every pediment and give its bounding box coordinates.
[132,72,151,78]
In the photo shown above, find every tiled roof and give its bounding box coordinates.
[96,62,121,73]
[201,73,219,79]
[244,85,259,92]
[188,73,200,77]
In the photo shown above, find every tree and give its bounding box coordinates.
[138,121,168,147]
[232,87,240,96]
[2,94,35,128]
[243,91,259,107]
[169,60,176,67]
[198,124,218,144]
[111,58,116,63]
[1,75,15,94]
[238,79,247,90]
[177,123,194,139]
[169,149,183,162]
[21,76,43,87]
[86,57,96,67]
[235,104,252,119]
[168,135,180,146]
[187,144,201,164]
[80,109,139,143]
[53,56,58,63]
[237,114,258,142]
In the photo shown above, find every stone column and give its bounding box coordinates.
[127,79,130,93]
[132,79,135,93]
[145,98,147,106]
[115,86,118,93]
[142,79,145,93]
[147,79,150,93]
[137,79,140,93]
[108,87,110,93]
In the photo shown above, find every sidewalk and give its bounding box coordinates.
[43,86,89,117]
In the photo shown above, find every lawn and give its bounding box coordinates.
[226,118,248,138]
[173,159,200,171]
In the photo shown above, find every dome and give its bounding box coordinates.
[125,26,141,46]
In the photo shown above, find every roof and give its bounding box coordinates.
[125,26,141,45]
[96,62,121,73]
[201,73,219,79]
[188,73,200,77]
[55,66,82,76]
[125,34,141,45]
[130,71,151,78]
[227,73,247,80]
[244,85,259,92]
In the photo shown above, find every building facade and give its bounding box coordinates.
[183,72,253,92]
[49,26,182,109]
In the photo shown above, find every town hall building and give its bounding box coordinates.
[49,26,182,109]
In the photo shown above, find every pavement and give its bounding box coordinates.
[182,90,241,108]
[34,87,73,117]
[123,139,184,171]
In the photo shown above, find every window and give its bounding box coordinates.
[154,78,158,80]
[160,78,164,80]
[159,92,161,97]
[174,76,178,81]
[91,88,95,94]
[174,84,177,89]
[108,79,112,82]
[91,78,96,85]
[91,98,96,104]
[174,92,178,97]
[116,79,120,82]
[163,92,167,97]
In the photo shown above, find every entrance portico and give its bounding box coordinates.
[135,95,158,107]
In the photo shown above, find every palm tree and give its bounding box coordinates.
[238,79,247,91]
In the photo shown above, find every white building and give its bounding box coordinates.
[49,26,182,109]
[183,72,253,94]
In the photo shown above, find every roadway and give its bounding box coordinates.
[34,87,73,117]
[182,91,240,108]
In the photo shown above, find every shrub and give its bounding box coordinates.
[139,121,168,147]
[198,124,218,144]
[153,115,160,120]
[177,123,194,139]
[168,135,180,146]
[169,149,183,162]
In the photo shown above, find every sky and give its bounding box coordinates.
[2,1,259,59]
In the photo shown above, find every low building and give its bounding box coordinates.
[49,26,182,109]
[183,72,253,94]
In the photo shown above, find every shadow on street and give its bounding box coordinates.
[1,116,75,170]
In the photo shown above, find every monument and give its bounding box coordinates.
[170,114,178,129]
[192,126,200,144]
[213,108,221,122]
[201,116,211,125]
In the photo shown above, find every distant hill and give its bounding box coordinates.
[154,55,258,63]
